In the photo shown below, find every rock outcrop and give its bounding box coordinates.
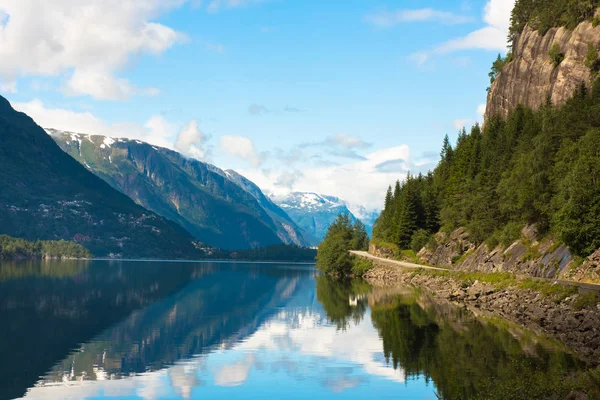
[417,225,585,281]
[485,14,600,120]
[572,249,600,283]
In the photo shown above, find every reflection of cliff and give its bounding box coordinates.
[38,265,310,385]
[369,288,585,400]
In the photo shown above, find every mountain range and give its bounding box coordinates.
[0,94,378,256]
[0,96,203,259]
[49,129,309,250]
[271,192,373,245]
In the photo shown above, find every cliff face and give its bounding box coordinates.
[416,225,592,282]
[485,16,600,120]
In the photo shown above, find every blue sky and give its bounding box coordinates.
[0,0,514,210]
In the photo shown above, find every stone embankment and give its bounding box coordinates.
[362,261,600,362]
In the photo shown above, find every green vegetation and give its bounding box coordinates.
[0,96,205,259]
[0,235,91,260]
[226,244,317,262]
[487,53,512,91]
[315,275,371,330]
[548,42,565,67]
[509,0,600,41]
[316,214,370,276]
[370,292,599,400]
[585,43,600,77]
[373,79,600,258]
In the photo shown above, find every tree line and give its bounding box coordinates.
[374,80,600,257]
[0,235,92,260]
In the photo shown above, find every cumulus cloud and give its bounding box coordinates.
[409,0,515,65]
[0,80,17,93]
[275,170,304,189]
[175,120,212,161]
[11,98,209,155]
[0,0,187,100]
[477,103,487,121]
[241,145,412,210]
[219,135,264,167]
[365,8,472,28]
[453,118,473,130]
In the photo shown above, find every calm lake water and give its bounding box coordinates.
[0,260,586,400]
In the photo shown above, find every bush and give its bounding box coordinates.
[585,43,600,76]
[410,229,432,253]
[351,257,374,276]
[548,43,565,67]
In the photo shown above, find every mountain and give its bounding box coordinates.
[0,96,203,259]
[49,130,302,249]
[224,170,310,246]
[271,192,359,245]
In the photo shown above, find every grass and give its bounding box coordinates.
[518,279,578,303]
[452,249,474,265]
[573,292,600,310]
[352,257,374,276]
[407,268,584,302]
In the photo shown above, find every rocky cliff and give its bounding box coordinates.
[414,225,600,283]
[485,12,600,120]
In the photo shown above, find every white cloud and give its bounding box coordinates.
[175,120,212,161]
[409,0,515,65]
[324,133,372,150]
[11,98,209,157]
[241,145,412,210]
[365,8,472,28]
[453,118,473,130]
[477,103,487,121]
[0,79,17,93]
[0,0,187,100]
[219,135,264,167]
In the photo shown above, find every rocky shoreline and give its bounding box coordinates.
[364,263,600,363]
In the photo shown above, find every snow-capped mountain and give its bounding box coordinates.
[47,129,309,250]
[270,192,376,245]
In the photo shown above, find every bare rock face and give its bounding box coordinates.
[571,249,600,283]
[418,225,582,280]
[485,18,600,120]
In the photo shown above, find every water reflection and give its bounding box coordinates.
[0,260,587,400]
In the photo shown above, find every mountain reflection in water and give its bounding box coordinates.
[0,260,586,400]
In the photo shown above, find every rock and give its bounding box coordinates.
[486,20,600,121]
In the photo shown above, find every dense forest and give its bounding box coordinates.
[374,79,600,257]
[509,0,600,41]
[226,244,317,262]
[0,235,92,260]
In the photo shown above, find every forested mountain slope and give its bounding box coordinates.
[373,2,600,281]
[0,96,204,259]
[50,130,287,250]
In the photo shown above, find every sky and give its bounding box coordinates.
[0,0,514,211]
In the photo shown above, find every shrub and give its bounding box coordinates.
[548,43,565,67]
[585,43,600,76]
[410,229,432,253]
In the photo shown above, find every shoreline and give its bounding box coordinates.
[361,259,600,363]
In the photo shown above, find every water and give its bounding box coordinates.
[0,260,586,400]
